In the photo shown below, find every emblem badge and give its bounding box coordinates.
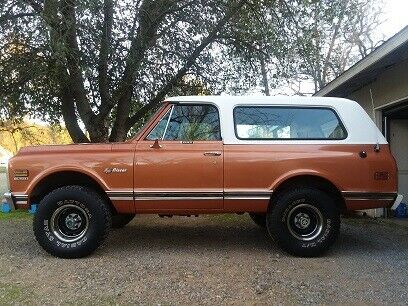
[104,168,127,174]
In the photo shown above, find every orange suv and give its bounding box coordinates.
[4,96,402,258]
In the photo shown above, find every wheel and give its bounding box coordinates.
[111,214,135,228]
[266,188,340,257]
[249,213,266,228]
[33,185,112,258]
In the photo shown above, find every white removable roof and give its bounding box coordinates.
[165,96,387,145]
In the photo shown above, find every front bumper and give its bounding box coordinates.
[3,192,28,211]
[391,194,404,210]
[3,192,15,211]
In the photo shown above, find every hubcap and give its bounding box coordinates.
[50,204,89,243]
[65,213,83,230]
[287,204,323,241]
[294,212,311,229]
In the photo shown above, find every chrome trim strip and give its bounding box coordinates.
[107,190,272,201]
[135,192,223,197]
[162,105,174,139]
[224,196,271,200]
[342,192,397,201]
[135,196,223,201]
[108,196,133,201]
[344,197,395,201]
[13,195,28,200]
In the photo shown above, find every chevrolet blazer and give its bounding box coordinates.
[4,96,403,258]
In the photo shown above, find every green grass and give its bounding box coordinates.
[0,210,32,220]
[0,284,24,304]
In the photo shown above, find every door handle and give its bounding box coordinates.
[203,151,221,156]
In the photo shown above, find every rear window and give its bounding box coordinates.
[233,106,347,140]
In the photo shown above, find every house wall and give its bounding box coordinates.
[346,58,408,217]
[347,58,408,117]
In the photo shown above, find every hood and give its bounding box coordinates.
[16,143,113,156]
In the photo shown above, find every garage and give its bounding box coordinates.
[383,102,408,207]
[315,26,408,217]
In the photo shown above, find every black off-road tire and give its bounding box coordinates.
[266,188,340,257]
[33,185,112,258]
[249,213,267,228]
[111,214,135,228]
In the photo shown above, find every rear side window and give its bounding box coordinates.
[233,106,347,140]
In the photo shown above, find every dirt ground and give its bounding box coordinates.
[0,214,407,305]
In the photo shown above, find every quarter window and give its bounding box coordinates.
[233,106,347,140]
[146,104,221,141]
[146,108,171,140]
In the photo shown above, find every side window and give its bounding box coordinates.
[233,106,347,140]
[146,108,171,140]
[164,104,221,141]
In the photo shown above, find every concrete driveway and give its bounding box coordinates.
[0,214,407,304]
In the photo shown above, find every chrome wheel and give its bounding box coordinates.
[286,203,323,241]
[50,204,89,243]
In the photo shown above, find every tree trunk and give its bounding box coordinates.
[260,56,270,96]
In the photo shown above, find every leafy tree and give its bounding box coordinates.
[0,120,71,154]
[0,0,262,142]
[0,0,384,143]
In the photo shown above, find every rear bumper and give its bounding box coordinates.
[343,192,401,211]
[3,192,28,211]
[391,194,404,210]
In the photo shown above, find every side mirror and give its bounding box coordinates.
[150,138,162,149]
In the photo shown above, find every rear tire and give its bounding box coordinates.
[33,185,112,258]
[111,214,135,228]
[266,188,340,257]
[249,213,266,228]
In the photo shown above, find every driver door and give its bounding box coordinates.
[134,103,223,212]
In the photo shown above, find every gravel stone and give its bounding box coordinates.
[0,214,407,305]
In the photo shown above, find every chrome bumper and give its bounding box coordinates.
[3,192,16,211]
[3,192,28,211]
[391,194,404,210]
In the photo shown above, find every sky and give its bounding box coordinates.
[380,0,408,39]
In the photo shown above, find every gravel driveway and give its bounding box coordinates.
[0,214,407,305]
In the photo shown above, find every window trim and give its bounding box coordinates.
[232,105,348,141]
[162,105,174,139]
[145,103,222,141]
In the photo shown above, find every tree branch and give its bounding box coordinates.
[60,0,96,126]
[125,0,247,132]
[98,0,114,108]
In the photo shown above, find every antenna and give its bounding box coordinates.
[370,88,380,152]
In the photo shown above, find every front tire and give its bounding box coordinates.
[33,185,112,258]
[266,188,340,257]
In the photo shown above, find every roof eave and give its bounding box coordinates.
[314,26,408,97]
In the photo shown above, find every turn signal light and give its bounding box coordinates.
[374,171,389,180]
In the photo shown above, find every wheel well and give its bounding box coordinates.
[30,171,116,213]
[271,175,346,212]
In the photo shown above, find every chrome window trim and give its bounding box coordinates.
[162,105,174,140]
